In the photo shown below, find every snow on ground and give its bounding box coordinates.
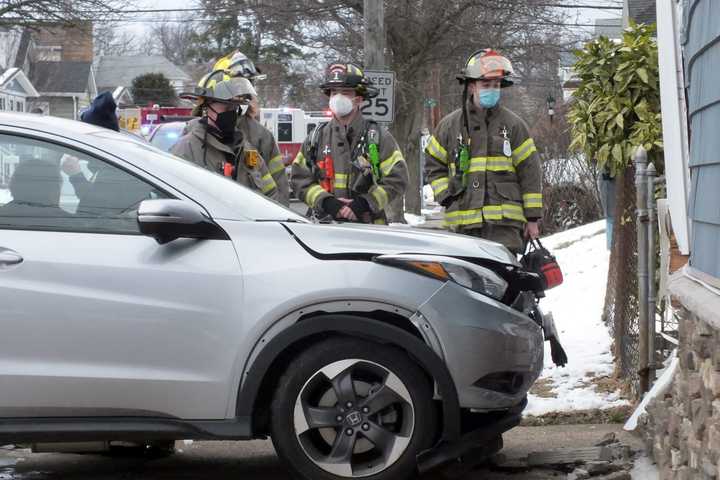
[630,454,660,479]
[0,188,11,204]
[526,220,629,416]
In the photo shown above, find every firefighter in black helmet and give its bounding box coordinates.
[290,62,408,224]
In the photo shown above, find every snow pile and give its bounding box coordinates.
[630,455,660,479]
[526,220,629,416]
[0,188,11,204]
[402,213,426,227]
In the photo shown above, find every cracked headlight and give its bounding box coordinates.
[374,254,508,300]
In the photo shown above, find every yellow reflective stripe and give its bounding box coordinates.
[305,184,325,207]
[486,157,515,172]
[260,173,277,193]
[380,150,403,176]
[445,204,527,225]
[334,173,348,190]
[373,219,386,225]
[444,208,484,226]
[371,185,390,209]
[430,177,449,195]
[512,138,534,157]
[512,138,537,166]
[523,193,543,209]
[483,204,527,222]
[293,151,307,168]
[468,156,515,173]
[268,155,285,175]
[425,136,448,164]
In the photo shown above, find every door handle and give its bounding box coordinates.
[0,248,23,268]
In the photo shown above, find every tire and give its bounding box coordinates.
[270,337,437,480]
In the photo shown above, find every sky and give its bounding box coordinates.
[116,0,623,41]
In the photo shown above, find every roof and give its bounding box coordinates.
[95,55,192,90]
[628,0,656,25]
[31,61,92,94]
[13,29,32,69]
[0,67,39,97]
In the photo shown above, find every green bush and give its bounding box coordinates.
[567,22,663,176]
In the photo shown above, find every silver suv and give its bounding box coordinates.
[0,113,547,479]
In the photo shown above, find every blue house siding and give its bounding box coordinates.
[683,0,720,279]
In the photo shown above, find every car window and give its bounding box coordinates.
[90,131,307,222]
[0,134,168,234]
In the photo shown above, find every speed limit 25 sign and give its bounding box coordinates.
[361,70,395,123]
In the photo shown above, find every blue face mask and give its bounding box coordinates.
[477,89,501,109]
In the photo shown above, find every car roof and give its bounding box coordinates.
[0,112,151,148]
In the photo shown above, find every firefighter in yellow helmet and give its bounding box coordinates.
[290,62,408,224]
[209,51,290,205]
[171,70,281,202]
[424,49,543,254]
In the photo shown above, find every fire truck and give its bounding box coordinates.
[259,108,332,165]
[118,106,194,137]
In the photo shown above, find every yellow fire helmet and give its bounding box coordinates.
[457,49,515,87]
[214,50,266,82]
[179,70,255,105]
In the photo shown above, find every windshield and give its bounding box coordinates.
[150,123,185,152]
[89,130,308,223]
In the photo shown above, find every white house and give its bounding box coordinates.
[0,67,39,113]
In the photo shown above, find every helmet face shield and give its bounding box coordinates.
[214,50,266,82]
[179,70,251,105]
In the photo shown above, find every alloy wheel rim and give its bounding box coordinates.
[293,358,415,478]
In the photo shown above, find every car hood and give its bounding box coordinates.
[283,222,519,266]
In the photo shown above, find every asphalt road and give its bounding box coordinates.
[0,424,644,480]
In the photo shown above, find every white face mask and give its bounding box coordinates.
[329,94,354,118]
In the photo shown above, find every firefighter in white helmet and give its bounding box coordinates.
[424,49,543,254]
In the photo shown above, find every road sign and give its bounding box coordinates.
[361,70,395,123]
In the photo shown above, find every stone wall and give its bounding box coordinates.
[639,273,720,479]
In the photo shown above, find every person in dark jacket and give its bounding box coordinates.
[80,91,119,131]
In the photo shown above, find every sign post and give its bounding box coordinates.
[361,70,395,124]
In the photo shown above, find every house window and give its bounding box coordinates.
[35,45,62,62]
[0,97,5,111]
[17,101,24,112]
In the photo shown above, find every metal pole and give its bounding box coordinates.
[647,162,657,384]
[634,146,649,394]
[363,0,385,69]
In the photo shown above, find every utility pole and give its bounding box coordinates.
[364,0,385,70]
[365,0,406,222]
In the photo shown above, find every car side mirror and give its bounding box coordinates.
[137,199,229,245]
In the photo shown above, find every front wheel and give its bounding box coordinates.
[270,338,437,480]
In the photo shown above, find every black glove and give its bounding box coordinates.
[440,194,457,208]
[548,336,568,367]
[349,197,371,220]
[321,196,343,219]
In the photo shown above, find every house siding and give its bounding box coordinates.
[40,96,76,119]
[683,0,720,279]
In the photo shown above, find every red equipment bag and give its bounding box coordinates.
[521,239,564,290]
